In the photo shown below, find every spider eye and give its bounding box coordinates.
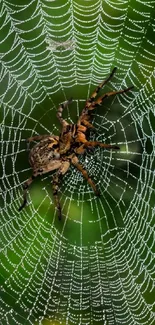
[54,152,60,159]
[38,168,43,173]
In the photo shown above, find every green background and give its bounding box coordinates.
[0,0,154,324]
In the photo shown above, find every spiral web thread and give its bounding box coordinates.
[0,0,154,324]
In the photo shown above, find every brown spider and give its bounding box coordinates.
[19,67,133,220]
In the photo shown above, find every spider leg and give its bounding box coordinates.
[85,67,117,106]
[27,135,50,142]
[74,144,86,155]
[57,98,72,126]
[89,86,134,110]
[52,161,70,220]
[75,130,119,150]
[75,144,95,155]
[84,141,120,150]
[18,176,35,211]
[81,119,94,129]
[52,173,62,221]
[71,155,100,196]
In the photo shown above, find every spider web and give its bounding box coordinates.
[0,0,154,324]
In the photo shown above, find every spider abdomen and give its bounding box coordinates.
[28,136,61,176]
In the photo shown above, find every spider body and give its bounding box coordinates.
[28,135,61,176]
[19,68,133,219]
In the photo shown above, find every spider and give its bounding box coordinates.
[19,67,133,220]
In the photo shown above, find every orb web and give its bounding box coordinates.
[0,0,154,325]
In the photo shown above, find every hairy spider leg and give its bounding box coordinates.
[75,127,120,150]
[52,160,70,220]
[57,98,72,126]
[89,86,134,110]
[85,67,117,107]
[26,134,50,142]
[27,135,50,142]
[18,176,35,211]
[52,173,62,220]
[57,98,74,154]
[75,137,119,151]
[27,135,53,150]
[77,68,117,127]
[76,85,133,148]
[84,141,119,150]
[71,155,100,196]
[78,68,130,134]
[81,119,94,129]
